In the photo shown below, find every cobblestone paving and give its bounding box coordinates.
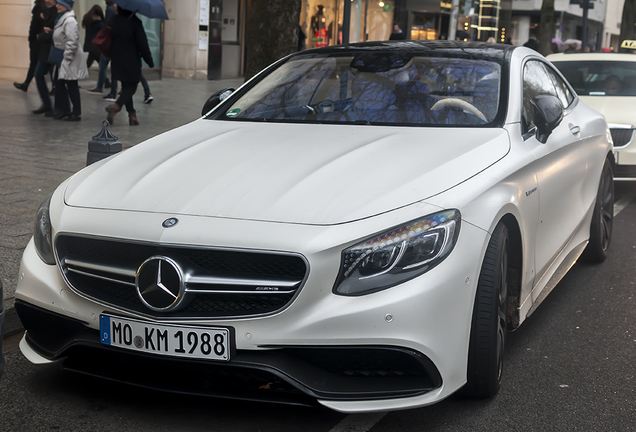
[0,76,244,323]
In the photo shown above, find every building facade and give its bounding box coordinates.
[299,0,610,49]
[509,0,606,49]
[603,0,625,50]
[0,0,625,83]
[0,0,247,82]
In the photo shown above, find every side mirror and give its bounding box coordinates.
[530,95,564,143]
[201,88,235,116]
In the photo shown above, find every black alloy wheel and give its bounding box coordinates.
[583,159,614,263]
[464,222,509,398]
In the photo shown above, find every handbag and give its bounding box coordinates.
[93,20,112,58]
[47,46,64,66]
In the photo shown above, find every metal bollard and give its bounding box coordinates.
[87,121,123,166]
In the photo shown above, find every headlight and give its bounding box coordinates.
[34,194,55,265]
[333,210,461,296]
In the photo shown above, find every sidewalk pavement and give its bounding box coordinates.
[0,75,244,336]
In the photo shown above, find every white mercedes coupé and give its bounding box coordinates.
[15,41,613,412]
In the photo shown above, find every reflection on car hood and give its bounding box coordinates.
[579,96,636,126]
[65,120,510,225]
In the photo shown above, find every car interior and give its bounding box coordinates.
[223,54,503,126]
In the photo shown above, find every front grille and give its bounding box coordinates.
[610,127,635,148]
[55,235,308,319]
[614,164,636,179]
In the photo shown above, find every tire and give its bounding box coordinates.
[464,223,509,398]
[582,159,613,263]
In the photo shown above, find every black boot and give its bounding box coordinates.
[52,110,71,120]
[32,106,52,114]
[13,82,28,92]
[64,114,82,121]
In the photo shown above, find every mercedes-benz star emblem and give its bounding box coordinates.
[162,217,179,228]
[136,256,185,311]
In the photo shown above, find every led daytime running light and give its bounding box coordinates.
[334,210,460,296]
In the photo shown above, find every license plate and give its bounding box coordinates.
[100,315,230,361]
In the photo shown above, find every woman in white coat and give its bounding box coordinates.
[51,0,88,121]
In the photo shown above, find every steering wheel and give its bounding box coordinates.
[431,98,487,122]
[309,100,336,113]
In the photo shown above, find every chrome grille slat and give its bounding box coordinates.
[65,258,138,278]
[184,274,301,288]
[67,267,136,287]
[55,235,308,319]
[184,287,296,294]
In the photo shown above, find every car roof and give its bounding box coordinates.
[547,52,636,62]
[295,40,516,62]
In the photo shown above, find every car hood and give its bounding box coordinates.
[64,121,510,225]
[579,96,636,126]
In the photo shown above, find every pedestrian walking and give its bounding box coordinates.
[98,0,117,97]
[31,0,58,115]
[51,0,88,121]
[298,25,306,51]
[13,0,46,92]
[82,5,105,70]
[523,34,539,51]
[389,24,406,40]
[105,5,154,125]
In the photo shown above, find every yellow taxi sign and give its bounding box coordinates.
[620,40,636,49]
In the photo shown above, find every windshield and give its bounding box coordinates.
[552,60,636,96]
[217,53,503,126]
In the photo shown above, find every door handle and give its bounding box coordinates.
[569,124,581,135]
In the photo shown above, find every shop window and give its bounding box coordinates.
[138,15,162,68]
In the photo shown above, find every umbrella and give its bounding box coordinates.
[561,38,582,52]
[116,0,169,20]
[552,38,563,45]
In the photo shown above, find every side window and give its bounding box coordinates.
[522,60,557,135]
[544,64,575,108]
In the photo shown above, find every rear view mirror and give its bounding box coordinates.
[201,88,235,117]
[530,95,564,143]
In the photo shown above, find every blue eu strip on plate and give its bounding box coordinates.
[101,315,111,345]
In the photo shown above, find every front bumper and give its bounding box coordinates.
[16,300,441,406]
[15,206,490,412]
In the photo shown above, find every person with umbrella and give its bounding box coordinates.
[563,39,582,53]
[105,3,155,125]
[113,0,168,21]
